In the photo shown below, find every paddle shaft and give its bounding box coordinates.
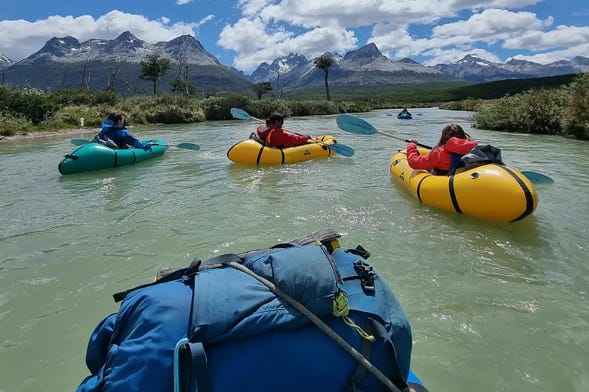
[336,114,432,149]
[70,139,199,150]
[375,131,432,149]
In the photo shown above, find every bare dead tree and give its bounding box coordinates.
[121,79,137,95]
[57,66,68,89]
[106,61,123,92]
[273,69,290,99]
[81,57,91,89]
[177,62,190,82]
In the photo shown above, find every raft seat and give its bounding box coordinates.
[249,132,270,146]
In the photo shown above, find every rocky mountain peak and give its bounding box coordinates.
[276,53,308,69]
[103,31,148,54]
[166,35,204,51]
[570,56,589,69]
[250,52,310,82]
[458,54,492,66]
[343,43,384,62]
[0,52,13,69]
[38,36,81,57]
[156,34,220,66]
[398,58,420,64]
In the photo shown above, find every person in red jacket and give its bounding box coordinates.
[257,113,310,148]
[406,123,477,175]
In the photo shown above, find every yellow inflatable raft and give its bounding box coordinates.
[227,134,337,164]
[389,148,538,222]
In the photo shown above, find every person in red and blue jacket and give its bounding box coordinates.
[94,113,152,149]
[256,113,310,148]
[406,123,477,175]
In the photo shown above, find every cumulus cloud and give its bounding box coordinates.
[218,16,356,71]
[504,25,589,51]
[367,8,574,65]
[511,42,589,63]
[0,10,199,61]
[219,0,571,71]
[1,1,588,72]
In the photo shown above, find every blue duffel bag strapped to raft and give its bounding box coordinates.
[77,230,416,392]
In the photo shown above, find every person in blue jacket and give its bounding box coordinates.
[94,112,152,149]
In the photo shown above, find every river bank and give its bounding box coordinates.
[0,128,98,142]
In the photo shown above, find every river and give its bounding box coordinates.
[0,108,587,392]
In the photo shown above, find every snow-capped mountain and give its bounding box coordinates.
[433,54,589,82]
[0,53,13,69]
[339,43,437,74]
[250,53,309,83]
[17,31,220,65]
[2,32,587,95]
[2,31,248,95]
[249,43,450,89]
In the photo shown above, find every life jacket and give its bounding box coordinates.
[257,125,279,146]
[77,232,414,392]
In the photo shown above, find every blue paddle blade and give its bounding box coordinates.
[329,143,354,157]
[336,114,377,135]
[231,108,251,120]
[521,171,554,184]
[71,139,91,146]
[176,143,200,151]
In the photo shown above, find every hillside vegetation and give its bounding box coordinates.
[0,73,587,140]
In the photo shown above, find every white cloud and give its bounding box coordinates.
[1,1,587,73]
[218,16,357,71]
[238,0,274,18]
[0,10,198,61]
[504,25,589,51]
[432,9,545,40]
[511,42,589,64]
[219,0,568,71]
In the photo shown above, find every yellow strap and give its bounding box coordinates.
[333,291,375,342]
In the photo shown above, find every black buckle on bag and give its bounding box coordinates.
[353,260,375,295]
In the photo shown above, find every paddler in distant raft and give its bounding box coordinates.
[405,123,478,175]
[256,113,312,148]
[93,112,154,150]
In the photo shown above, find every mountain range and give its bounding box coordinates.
[1,31,587,95]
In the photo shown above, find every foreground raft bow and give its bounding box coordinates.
[77,230,429,392]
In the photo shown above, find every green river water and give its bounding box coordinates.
[1,108,587,392]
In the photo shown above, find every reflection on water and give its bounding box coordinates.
[0,109,588,392]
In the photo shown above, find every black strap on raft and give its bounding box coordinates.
[341,246,376,295]
[344,318,409,392]
[176,253,244,392]
[112,230,342,303]
[177,340,211,392]
[112,258,202,302]
[347,244,371,259]
[352,260,376,295]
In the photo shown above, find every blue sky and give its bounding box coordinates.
[1,0,588,73]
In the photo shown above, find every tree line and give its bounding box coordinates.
[140,52,337,101]
[1,53,587,140]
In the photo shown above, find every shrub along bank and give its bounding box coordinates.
[1,73,587,140]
